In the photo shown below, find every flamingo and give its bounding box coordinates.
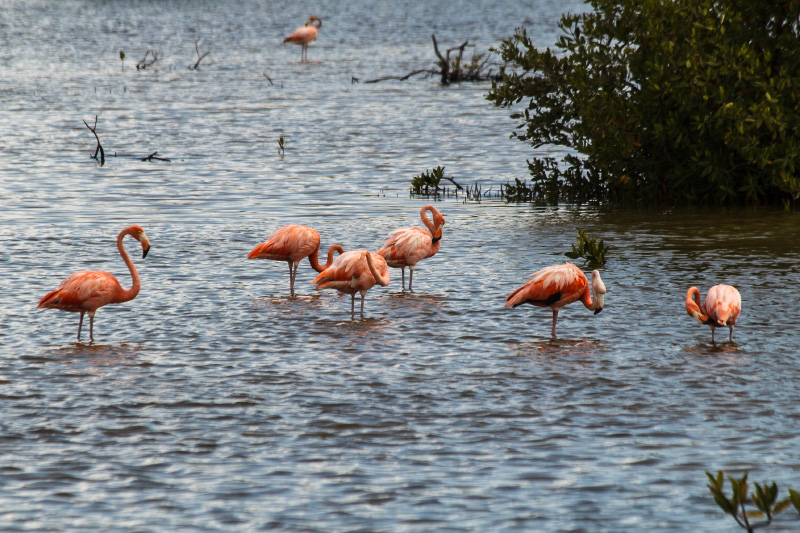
[311,250,390,319]
[37,225,151,342]
[377,205,445,291]
[248,224,344,296]
[283,16,322,63]
[505,262,606,338]
[685,284,741,342]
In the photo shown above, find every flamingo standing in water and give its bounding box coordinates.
[505,262,606,338]
[248,225,344,296]
[311,250,390,319]
[283,16,322,63]
[377,205,445,291]
[685,284,741,342]
[37,225,151,342]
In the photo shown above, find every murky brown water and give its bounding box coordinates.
[3,0,800,531]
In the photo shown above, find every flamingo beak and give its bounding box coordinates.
[142,245,150,259]
[594,307,603,315]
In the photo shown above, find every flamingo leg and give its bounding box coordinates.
[408,266,414,292]
[287,261,295,296]
[360,294,365,320]
[710,326,716,343]
[77,311,85,341]
[551,309,559,338]
[401,268,406,291]
[350,293,355,319]
[89,313,94,343]
[729,326,734,342]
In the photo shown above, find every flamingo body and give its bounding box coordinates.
[37,225,151,342]
[312,250,390,318]
[283,16,321,62]
[248,224,343,296]
[685,284,741,342]
[377,205,445,291]
[505,262,606,337]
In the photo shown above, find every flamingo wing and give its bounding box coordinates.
[248,225,319,262]
[38,271,122,312]
[283,26,317,45]
[378,227,431,267]
[505,263,588,309]
[312,250,363,287]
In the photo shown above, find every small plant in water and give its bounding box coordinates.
[119,50,125,70]
[501,177,534,202]
[278,136,286,155]
[565,229,608,269]
[706,471,800,532]
[411,166,445,195]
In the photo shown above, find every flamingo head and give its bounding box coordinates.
[305,16,322,28]
[127,225,151,258]
[591,269,606,314]
[431,210,445,241]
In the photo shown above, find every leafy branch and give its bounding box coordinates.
[564,230,608,269]
[706,471,800,532]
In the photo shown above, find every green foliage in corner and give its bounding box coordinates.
[487,0,800,205]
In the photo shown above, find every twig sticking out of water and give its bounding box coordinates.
[263,73,274,85]
[83,116,105,166]
[141,151,171,162]
[189,40,211,70]
[136,49,160,70]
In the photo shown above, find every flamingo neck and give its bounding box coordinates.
[364,252,390,287]
[117,229,140,303]
[420,205,435,235]
[308,244,343,272]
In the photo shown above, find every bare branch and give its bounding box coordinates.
[83,116,105,166]
[189,40,211,70]
[141,151,171,162]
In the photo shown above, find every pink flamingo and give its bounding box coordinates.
[248,225,344,296]
[505,262,606,338]
[377,205,445,291]
[685,284,741,342]
[37,225,151,342]
[283,16,322,63]
[311,250,390,319]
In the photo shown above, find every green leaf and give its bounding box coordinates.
[789,488,800,513]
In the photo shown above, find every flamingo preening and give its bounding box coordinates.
[37,225,151,342]
[283,16,322,63]
[311,250,390,319]
[505,262,606,338]
[685,284,741,342]
[248,225,344,296]
[377,205,445,291]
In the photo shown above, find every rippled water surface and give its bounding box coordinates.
[2,1,800,531]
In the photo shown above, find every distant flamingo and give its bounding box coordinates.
[377,205,445,291]
[685,284,741,342]
[311,250,390,319]
[248,225,344,296]
[505,262,606,338]
[283,16,322,63]
[37,225,151,342]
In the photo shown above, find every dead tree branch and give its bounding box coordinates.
[363,35,501,85]
[189,40,210,70]
[83,116,105,166]
[136,49,160,70]
[141,151,171,162]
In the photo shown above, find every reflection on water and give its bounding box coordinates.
[2,0,800,531]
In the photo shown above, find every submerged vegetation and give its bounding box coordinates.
[487,0,800,206]
[565,230,608,269]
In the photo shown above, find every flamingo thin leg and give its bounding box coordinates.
[551,309,559,338]
[350,293,355,318]
[89,314,94,342]
[360,294,365,320]
[409,267,414,292]
[77,312,85,341]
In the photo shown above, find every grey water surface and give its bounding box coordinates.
[2,0,800,531]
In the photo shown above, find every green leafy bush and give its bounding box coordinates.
[411,166,445,195]
[487,0,800,205]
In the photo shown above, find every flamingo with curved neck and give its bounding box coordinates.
[37,225,151,342]
[312,249,390,319]
[505,263,606,338]
[283,16,322,63]
[248,224,344,297]
[377,205,445,291]
[686,285,741,342]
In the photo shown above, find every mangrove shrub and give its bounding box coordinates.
[487,0,800,205]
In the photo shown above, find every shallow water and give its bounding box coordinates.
[2,1,800,531]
